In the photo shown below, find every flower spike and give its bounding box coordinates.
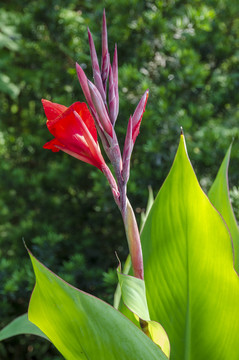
[74,11,145,281]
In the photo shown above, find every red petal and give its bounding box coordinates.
[43,101,105,169]
[43,138,64,152]
[72,102,98,143]
[42,99,67,121]
[45,102,100,160]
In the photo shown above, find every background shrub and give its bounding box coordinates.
[0,0,238,358]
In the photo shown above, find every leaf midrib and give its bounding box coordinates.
[184,193,191,360]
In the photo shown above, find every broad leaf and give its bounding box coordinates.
[28,251,167,360]
[208,144,239,273]
[0,313,48,341]
[141,135,239,360]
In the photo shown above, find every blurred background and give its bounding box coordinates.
[0,0,238,358]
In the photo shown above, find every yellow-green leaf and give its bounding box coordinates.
[28,251,167,360]
[208,144,239,273]
[117,266,170,357]
[141,135,239,360]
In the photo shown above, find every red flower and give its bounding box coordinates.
[42,100,106,170]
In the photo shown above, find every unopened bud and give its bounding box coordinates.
[108,65,117,125]
[101,10,110,92]
[122,116,133,183]
[132,90,149,143]
[112,45,119,120]
[88,80,113,138]
[88,28,106,103]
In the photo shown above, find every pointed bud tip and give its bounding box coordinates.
[87,27,92,38]
[75,62,80,71]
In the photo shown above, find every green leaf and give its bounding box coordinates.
[208,144,239,273]
[0,314,48,341]
[28,251,167,360]
[117,266,150,321]
[113,254,131,310]
[117,266,170,357]
[141,134,239,360]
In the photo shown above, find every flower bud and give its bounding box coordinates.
[132,90,149,143]
[88,80,113,138]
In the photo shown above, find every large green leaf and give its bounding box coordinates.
[208,144,239,273]
[0,313,48,341]
[28,251,167,360]
[141,135,239,360]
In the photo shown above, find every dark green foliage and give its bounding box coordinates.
[0,0,238,358]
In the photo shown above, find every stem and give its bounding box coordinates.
[101,164,120,207]
[123,198,144,280]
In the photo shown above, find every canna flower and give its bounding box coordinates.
[42,99,107,170]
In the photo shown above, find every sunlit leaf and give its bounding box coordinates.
[141,134,239,360]
[208,144,239,273]
[28,251,167,360]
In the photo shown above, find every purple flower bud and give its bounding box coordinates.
[101,10,110,92]
[112,45,119,119]
[122,116,133,183]
[132,90,149,143]
[76,63,103,134]
[88,28,106,104]
[108,65,117,125]
[75,63,95,113]
[88,80,113,138]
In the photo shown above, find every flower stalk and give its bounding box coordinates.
[123,199,144,279]
[76,12,148,280]
[43,12,148,282]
